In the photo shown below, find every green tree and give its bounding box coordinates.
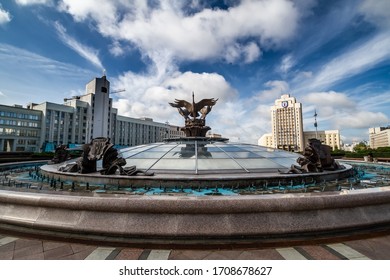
[353,142,367,153]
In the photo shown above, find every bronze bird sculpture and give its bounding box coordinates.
[169,92,218,120]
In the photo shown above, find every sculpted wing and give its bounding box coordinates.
[169,99,193,111]
[195,98,218,111]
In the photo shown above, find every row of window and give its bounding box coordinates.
[0,128,39,137]
[0,119,39,127]
[17,139,37,145]
[0,111,40,120]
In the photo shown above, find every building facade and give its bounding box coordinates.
[260,94,341,151]
[0,76,184,152]
[369,126,390,148]
[257,133,273,147]
[0,104,42,152]
[271,94,304,152]
[114,116,182,147]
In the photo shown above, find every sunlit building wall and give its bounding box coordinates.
[369,126,390,148]
[271,94,304,152]
[258,133,273,147]
[0,104,41,152]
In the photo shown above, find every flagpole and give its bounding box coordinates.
[314,109,318,139]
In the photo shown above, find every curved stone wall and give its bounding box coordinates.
[0,187,389,247]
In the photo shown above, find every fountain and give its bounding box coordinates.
[0,95,389,248]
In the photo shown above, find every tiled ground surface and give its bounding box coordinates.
[1,233,389,260]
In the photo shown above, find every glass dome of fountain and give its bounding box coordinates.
[119,138,299,175]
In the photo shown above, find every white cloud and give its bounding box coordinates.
[15,0,51,5]
[54,21,104,70]
[0,6,11,25]
[303,91,355,111]
[255,80,290,102]
[279,54,295,74]
[59,0,300,65]
[335,111,389,129]
[113,69,237,124]
[243,42,262,63]
[301,91,389,136]
[109,41,125,57]
[360,0,390,28]
[0,90,5,97]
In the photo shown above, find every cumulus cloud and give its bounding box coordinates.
[109,41,125,57]
[0,6,11,25]
[359,0,390,28]
[15,0,52,5]
[301,91,389,138]
[255,80,290,102]
[54,21,104,70]
[335,111,389,129]
[113,69,237,123]
[303,91,355,111]
[59,0,300,65]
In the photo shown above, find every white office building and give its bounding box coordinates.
[0,104,42,152]
[1,76,184,152]
[369,126,390,148]
[271,94,304,152]
[260,94,341,152]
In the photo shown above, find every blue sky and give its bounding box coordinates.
[0,0,389,144]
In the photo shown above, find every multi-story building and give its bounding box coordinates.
[271,94,304,152]
[0,75,184,152]
[369,126,390,148]
[260,94,341,151]
[303,130,341,150]
[114,116,182,147]
[0,104,42,152]
[257,133,273,147]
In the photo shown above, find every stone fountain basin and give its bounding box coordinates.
[0,186,389,248]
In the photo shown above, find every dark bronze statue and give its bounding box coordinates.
[58,137,153,176]
[49,145,70,164]
[283,138,343,174]
[169,93,218,137]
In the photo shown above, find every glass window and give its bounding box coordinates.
[198,158,243,170]
[268,157,297,168]
[124,159,157,170]
[235,158,285,170]
[152,159,195,170]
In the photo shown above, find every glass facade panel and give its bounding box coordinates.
[268,157,297,168]
[124,159,157,170]
[130,152,165,159]
[252,151,278,158]
[235,158,285,169]
[229,151,259,158]
[199,151,229,159]
[152,159,195,170]
[198,158,243,170]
